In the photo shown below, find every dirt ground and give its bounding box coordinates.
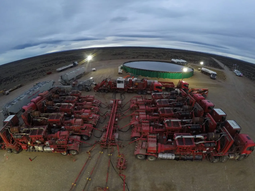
[1,55,255,191]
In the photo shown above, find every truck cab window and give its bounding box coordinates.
[247,147,254,151]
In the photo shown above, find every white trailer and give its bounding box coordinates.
[201,67,217,79]
[118,65,123,74]
[60,67,86,85]
[56,61,78,72]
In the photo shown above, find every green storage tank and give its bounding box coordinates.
[122,61,193,79]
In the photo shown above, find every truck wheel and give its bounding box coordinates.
[61,151,68,156]
[220,156,228,163]
[208,156,219,163]
[82,135,90,141]
[69,150,79,156]
[78,85,83,91]
[12,150,19,154]
[131,136,139,141]
[104,89,108,93]
[85,87,90,92]
[147,156,156,161]
[237,155,246,161]
[7,149,12,153]
[136,154,146,160]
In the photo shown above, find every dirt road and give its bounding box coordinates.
[1,59,255,191]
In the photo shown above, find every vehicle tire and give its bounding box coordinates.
[147,155,157,161]
[61,151,68,156]
[7,149,12,153]
[12,150,19,154]
[85,87,90,92]
[78,85,83,91]
[69,150,79,156]
[82,135,90,141]
[104,89,108,93]
[237,155,246,161]
[220,156,228,163]
[244,154,250,159]
[136,154,146,160]
[137,91,142,95]
[208,156,219,163]
[142,90,147,95]
[131,136,138,141]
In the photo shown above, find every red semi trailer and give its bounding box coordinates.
[0,115,80,155]
[134,120,255,163]
[94,77,163,94]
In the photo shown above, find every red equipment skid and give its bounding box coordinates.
[176,80,189,90]
[189,88,209,98]
[58,104,74,115]
[74,105,99,114]
[211,108,227,125]
[22,111,64,126]
[158,81,175,91]
[130,96,154,110]
[130,113,214,141]
[155,99,185,108]
[134,120,255,162]
[73,110,100,127]
[94,77,163,93]
[0,115,80,155]
[63,118,94,141]
[79,95,96,102]
[100,100,121,147]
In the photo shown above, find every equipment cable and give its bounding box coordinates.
[110,158,130,191]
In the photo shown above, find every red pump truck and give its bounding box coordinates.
[134,120,255,163]
[0,115,80,155]
[94,77,163,94]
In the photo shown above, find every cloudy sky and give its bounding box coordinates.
[0,0,255,65]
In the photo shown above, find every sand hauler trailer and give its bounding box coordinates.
[201,67,217,79]
[59,67,86,85]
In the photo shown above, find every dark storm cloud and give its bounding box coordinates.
[12,37,102,50]
[115,34,166,39]
[0,0,255,65]
[12,40,64,50]
[110,17,129,22]
[71,37,102,42]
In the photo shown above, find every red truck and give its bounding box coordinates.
[158,80,190,92]
[0,115,80,155]
[94,77,163,94]
[134,121,255,163]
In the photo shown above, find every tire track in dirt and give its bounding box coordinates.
[212,57,255,136]
[212,57,255,111]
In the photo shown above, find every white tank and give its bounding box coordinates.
[61,67,85,82]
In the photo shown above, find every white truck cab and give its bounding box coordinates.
[116,77,125,89]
